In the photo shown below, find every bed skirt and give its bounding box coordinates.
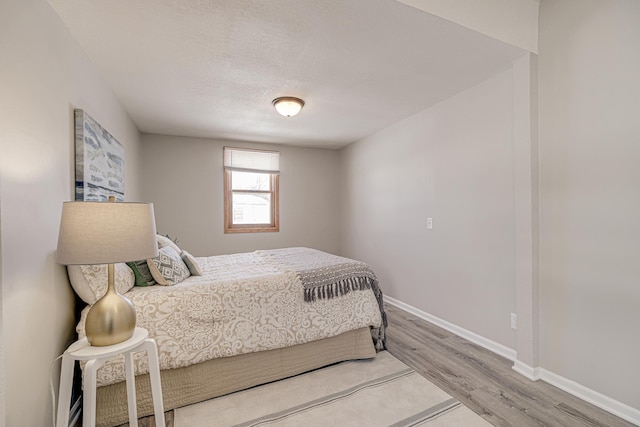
[95,327,376,427]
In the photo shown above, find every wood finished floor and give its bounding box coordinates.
[384,304,634,427]
[125,303,634,427]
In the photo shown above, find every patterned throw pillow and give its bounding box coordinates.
[181,250,203,276]
[127,260,157,287]
[147,246,190,286]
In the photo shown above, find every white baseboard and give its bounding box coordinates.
[539,367,640,426]
[384,296,517,361]
[512,360,541,381]
[385,296,640,426]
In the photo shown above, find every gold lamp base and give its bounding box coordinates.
[85,263,137,346]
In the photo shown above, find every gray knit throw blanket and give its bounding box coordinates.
[261,247,387,351]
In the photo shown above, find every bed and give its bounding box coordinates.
[68,242,387,427]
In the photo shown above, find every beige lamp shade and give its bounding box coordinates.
[56,201,159,265]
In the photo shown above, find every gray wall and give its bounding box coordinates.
[538,0,640,410]
[339,68,517,349]
[0,0,143,424]
[338,0,640,414]
[141,134,341,256]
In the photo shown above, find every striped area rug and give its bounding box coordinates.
[174,351,491,426]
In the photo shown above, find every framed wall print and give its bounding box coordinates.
[74,109,125,201]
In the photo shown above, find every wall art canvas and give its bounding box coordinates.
[74,109,125,201]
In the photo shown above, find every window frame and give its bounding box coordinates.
[223,148,280,234]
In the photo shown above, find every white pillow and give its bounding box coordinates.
[156,234,181,253]
[147,246,191,286]
[67,263,135,305]
[181,250,203,276]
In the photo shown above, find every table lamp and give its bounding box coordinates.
[56,197,158,346]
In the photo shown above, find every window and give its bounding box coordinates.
[224,147,279,233]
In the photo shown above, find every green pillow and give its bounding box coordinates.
[127,260,157,287]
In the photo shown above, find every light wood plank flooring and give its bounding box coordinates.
[125,303,635,427]
[384,303,634,427]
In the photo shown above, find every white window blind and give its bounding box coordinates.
[224,147,280,173]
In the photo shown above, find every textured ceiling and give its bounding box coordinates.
[48,0,525,148]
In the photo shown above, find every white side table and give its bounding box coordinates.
[56,327,165,427]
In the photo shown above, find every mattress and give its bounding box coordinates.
[77,248,383,387]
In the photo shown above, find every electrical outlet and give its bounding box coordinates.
[510,313,517,330]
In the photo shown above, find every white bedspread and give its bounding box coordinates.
[77,248,383,387]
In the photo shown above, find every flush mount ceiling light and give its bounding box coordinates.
[272,96,305,117]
